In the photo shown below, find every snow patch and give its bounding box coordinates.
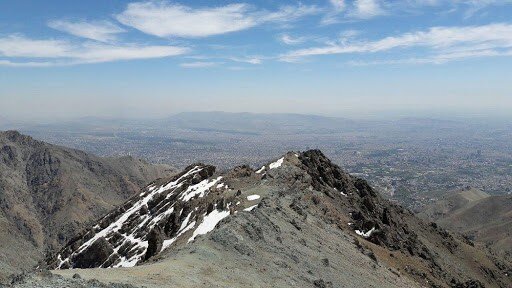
[188,210,230,243]
[355,227,376,238]
[246,194,260,201]
[269,157,284,169]
[255,166,265,174]
[244,205,258,211]
[334,187,347,196]
[180,176,222,202]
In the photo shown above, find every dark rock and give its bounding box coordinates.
[207,202,215,214]
[0,145,17,166]
[313,279,333,288]
[139,205,149,215]
[227,165,253,178]
[71,237,113,268]
[290,219,302,231]
[164,211,180,237]
[145,226,164,260]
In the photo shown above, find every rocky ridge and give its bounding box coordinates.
[48,150,511,287]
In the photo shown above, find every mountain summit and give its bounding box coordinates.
[48,150,511,288]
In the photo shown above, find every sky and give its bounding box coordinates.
[1,0,512,121]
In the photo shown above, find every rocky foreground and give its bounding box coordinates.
[10,150,512,287]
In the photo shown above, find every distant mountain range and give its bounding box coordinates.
[419,188,512,260]
[13,111,474,137]
[164,111,360,135]
[0,131,174,281]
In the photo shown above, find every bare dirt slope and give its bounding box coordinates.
[419,189,512,260]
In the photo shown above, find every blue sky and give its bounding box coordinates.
[1,0,512,120]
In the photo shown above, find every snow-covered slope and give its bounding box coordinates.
[50,164,231,268]
[49,153,303,270]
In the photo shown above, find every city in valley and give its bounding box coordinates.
[13,112,512,211]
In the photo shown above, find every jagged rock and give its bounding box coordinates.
[145,227,164,260]
[139,205,149,215]
[164,212,180,237]
[226,165,253,178]
[71,237,113,268]
[0,145,17,166]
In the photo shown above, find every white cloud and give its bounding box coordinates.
[281,23,512,63]
[349,0,385,19]
[0,35,189,66]
[279,34,306,45]
[115,1,320,38]
[321,0,345,24]
[48,20,125,42]
[229,56,262,64]
[0,60,57,67]
[180,61,219,68]
[322,0,384,24]
[391,0,512,18]
[329,0,346,11]
[348,49,512,65]
[0,35,72,58]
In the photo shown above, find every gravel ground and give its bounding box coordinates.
[8,270,140,288]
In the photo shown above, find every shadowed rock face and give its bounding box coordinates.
[144,227,164,261]
[72,238,113,269]
[48,150,511,288]
[0,131,174,282]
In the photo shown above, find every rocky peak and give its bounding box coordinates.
[1,130,36,146]
[46,150,511,287]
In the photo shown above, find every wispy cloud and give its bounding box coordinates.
[461,0,512,18]
[329,0,346,11]
[348,0,386,19]
[322,0,346,24]
[228,56,262,64]
[392,0,512,18]
[322,0,384,24]
[115,1,320,38]
[180,61,219,68]
[0,35,188,66]
[48,20,125,42]
[347,49,512,65]
[321,0,512,23]
[279,34,307,45]
[280,23,512,63]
